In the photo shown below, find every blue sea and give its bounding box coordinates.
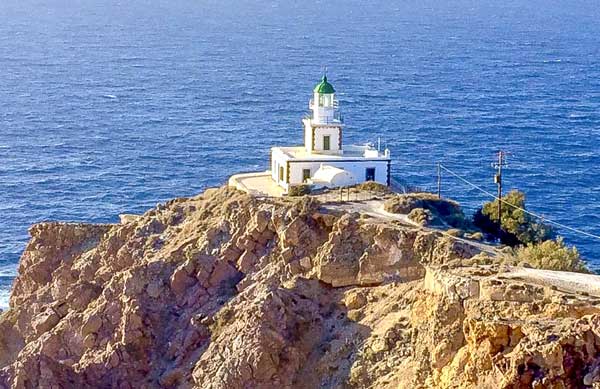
[1,0,599,308]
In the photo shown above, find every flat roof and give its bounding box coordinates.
[273,145,390,161]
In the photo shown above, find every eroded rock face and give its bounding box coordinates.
[414,267,600,388]
[0,186,598,388]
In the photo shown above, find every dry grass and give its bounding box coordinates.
[288,184,311,197]
[407,208,432,226]
[384,193,467,229]
[353,182,391,194]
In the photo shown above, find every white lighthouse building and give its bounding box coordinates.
[270,74,391,193]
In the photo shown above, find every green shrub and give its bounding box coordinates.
[288,184,311,197]
[514,237,589,273]
[473,190,555,246]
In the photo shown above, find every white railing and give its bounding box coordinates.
[303,111,344,124]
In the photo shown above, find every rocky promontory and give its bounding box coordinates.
[0,186,599,388]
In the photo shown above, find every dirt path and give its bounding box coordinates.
[322,198,600,298]
[501,267,600,297]
[323,199,499,256]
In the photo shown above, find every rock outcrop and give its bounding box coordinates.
[0,186,598,388]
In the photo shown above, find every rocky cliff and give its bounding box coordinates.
[0,186,599,388]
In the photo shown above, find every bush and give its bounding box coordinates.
[354,181,390,194]
[288,184,311,197]
[514,237,589,273]
[473,190,555,246]
[384,192,438,213]
[465,231,484,241]
[384,193,467,228]
[407,208,433,226]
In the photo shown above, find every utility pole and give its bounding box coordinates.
[437,162,442,199]
[492,151,508,234]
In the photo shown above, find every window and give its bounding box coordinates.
[323,135,330,151]
[365,167,376,182]
[279,166,284,182]
[302,169,311,182]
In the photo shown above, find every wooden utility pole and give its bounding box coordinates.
[437,162,442,199]
[492,151,508,234]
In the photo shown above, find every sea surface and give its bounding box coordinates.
[1,0,600,308]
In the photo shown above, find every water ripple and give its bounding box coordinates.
[0,0,599,307]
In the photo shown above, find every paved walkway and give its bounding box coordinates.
[228,171,285,197]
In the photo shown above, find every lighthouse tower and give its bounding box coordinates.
[303,75,343,155]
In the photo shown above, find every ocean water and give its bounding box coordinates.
[1,0,599,308]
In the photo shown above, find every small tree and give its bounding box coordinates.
[473,190,555,246]
[515,237,589,273]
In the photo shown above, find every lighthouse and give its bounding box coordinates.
[229,72,392,196]
[268,73,391,193]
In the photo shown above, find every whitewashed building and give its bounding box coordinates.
[270,74,391,193]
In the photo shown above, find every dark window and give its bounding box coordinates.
[279,166,284,182]
[323,135,330,151]
[365,167,376,182]
[302,169,311,182]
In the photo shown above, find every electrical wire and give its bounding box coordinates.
[438,163,600,241]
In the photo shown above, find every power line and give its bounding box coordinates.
[438,163,600,241]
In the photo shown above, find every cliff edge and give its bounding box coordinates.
[0,186,599,388]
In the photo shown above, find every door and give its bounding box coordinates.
[365,167,376,182]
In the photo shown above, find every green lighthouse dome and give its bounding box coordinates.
[313,75,335,94]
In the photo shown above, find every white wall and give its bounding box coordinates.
[272,147,390,192]
[303,121,341,154]
[287,161,321,184]
[271,148,290,190]
[303,119,312,152]
[312,126,341,154]
[288,160,389,187]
